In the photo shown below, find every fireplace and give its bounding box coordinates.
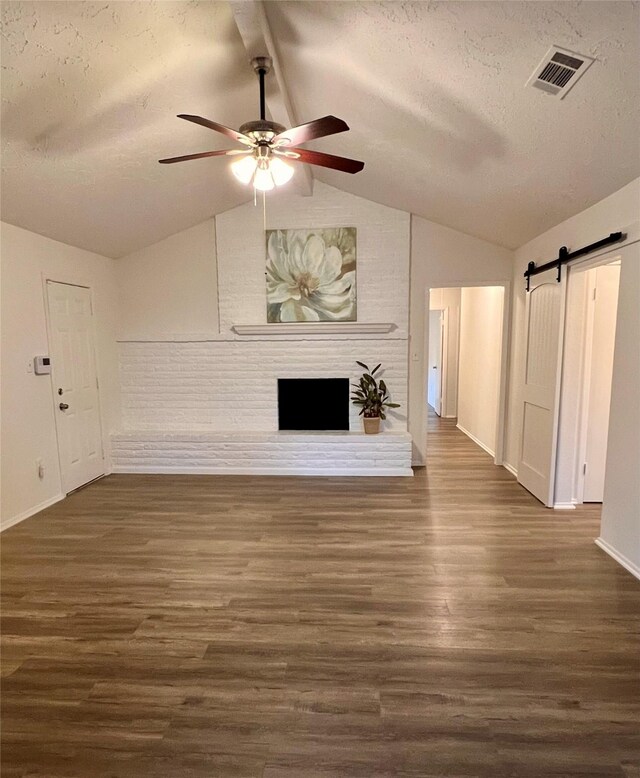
[278,378,349,431]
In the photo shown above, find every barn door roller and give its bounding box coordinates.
[524,232,625,291]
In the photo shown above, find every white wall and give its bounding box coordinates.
[117,219,218,339]
[216,184,407,335]
[118,339,407,433]
[409,216,513,464]
[1,222,119,529]
[457,287,504,456]
[507,177,640,577]
[429,287,461,418]
[116,183,410,438]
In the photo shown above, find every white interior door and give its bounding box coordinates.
[517,274,564,506]
[583,264,620,502]
[428,310,443,416]
[46,281,105,493]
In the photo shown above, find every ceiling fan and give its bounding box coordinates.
[159,56,364,191]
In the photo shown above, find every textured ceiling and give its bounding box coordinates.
[266,0,640,250]
[1,1,639,257]
[1,1,255,257]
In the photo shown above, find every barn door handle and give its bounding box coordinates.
[59,403,69,411]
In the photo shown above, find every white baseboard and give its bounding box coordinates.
[456,423,495,458]
[553,501,577,510]
[502,462,518,478]
[1,493,65,533]
[595,537,640,581]
[111,464,413,477]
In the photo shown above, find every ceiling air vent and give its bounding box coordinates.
[526,46,595,99]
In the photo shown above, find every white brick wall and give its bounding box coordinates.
[115,183,411,474]
[119,338,407,432]
[216,182,410,337]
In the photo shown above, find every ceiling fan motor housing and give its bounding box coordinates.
[239,120,287,144]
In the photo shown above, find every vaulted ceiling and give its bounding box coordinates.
[1,1,638,258]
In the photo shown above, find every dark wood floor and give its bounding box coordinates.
[2,416,639,777]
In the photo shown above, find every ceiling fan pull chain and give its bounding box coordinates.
[263,190,267,232]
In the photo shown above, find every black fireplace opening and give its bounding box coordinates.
[278,378,350,431]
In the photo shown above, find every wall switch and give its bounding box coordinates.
[27,361,33,373]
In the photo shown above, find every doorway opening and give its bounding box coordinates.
[427,286,506,463]
[555,256,621,507]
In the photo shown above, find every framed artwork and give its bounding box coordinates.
[266,228,357,322]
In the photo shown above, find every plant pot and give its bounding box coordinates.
[363,416,381,435]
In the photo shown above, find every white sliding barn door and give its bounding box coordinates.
[517,274,564,506]
[46,281,105,493]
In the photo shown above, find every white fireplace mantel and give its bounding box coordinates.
[231,322,396,336]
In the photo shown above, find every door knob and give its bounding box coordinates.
[59,402,69,411]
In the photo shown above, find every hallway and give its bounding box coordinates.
[2,416,639,777]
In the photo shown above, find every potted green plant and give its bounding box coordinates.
[351,361,400,434]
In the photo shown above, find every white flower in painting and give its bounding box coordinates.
[266,230,356,322]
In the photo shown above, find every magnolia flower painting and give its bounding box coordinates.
[266,228,357,322]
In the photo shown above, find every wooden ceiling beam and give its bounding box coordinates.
[229,0,314,197]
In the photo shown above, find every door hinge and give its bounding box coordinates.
[583,462,587,475]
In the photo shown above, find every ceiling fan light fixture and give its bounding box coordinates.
[230,154,258,184]
[269,156,294,186]
[253,163,275,191]
[231,150,293,191]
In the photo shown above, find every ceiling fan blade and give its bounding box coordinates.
[177,115,254,146]
[287,147,364,174]
[273,116,349,147]
[158,149,247,164]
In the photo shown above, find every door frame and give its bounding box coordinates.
[424,281,511,466]
[42,275,107,492]
[554,250,624,508]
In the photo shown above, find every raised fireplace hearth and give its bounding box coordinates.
[111,428,413,476]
